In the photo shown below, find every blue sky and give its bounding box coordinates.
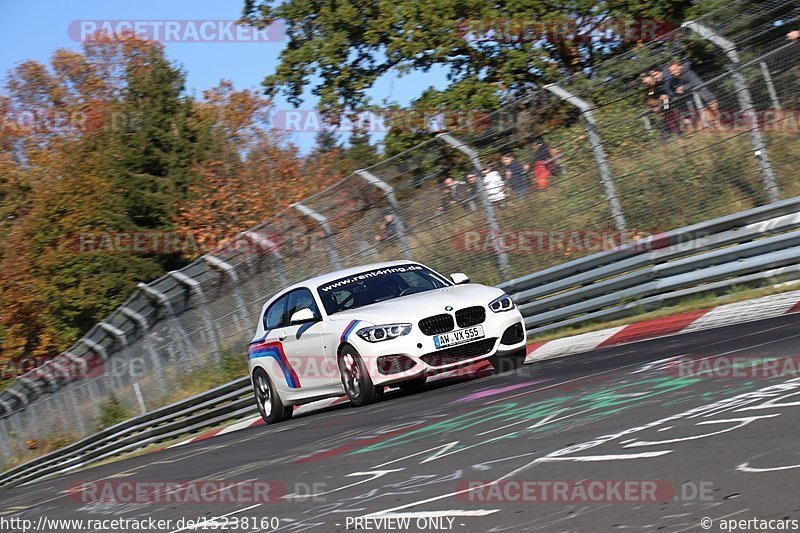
[0,0,450,153]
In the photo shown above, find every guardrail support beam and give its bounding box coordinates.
[291,203,342,270]
[436,133,511,279]
[202,255,249,319]
[136,284,198,371]
[682,20,780,203]
[80,338,109,362]
[543,84,628,236]
[241,231,288,286]
[355,169,413,261]
[169,271,222,354]
[99,322,128,348]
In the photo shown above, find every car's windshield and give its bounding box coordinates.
[317,264,450,315]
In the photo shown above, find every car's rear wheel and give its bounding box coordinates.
[398,376,427,394]
[253,368,292,424]
[489,348,527,374]
[338,346,382,407]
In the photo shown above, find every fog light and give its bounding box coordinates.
[376,355,417,375]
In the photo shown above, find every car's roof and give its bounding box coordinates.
[285,260,425,291]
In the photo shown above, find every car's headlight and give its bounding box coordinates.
[489,294,515,313]
[356,324,412,342]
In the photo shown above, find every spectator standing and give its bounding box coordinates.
[523,137,560,190]
[481,166,507,205]
[640,68,680,135]
[438,176,471,212]
[666,60,717,132]
[374,210,398,242]
[500,153,530,195]
[463,173,479,212]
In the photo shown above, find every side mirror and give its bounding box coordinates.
[289,308,317,325]
[450,273,470,285]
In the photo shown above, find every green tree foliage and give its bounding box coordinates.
[242,0,694,122]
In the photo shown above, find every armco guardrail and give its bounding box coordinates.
[501,197,800,335]
[4,198,800,488]
[0,378,253,489]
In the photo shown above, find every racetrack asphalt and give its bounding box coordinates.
[2,313,800,532]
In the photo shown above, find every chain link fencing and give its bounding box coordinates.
[1,0,799,465]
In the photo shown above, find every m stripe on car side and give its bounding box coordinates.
[341,320,361,344]
[249,336,301,388]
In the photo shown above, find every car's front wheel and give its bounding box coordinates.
[338,346,383,407]
[253,368,292,424]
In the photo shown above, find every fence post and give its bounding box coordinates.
[169,271,223,359]
[355,169,413,260]
[543,84,628,236]
[682,20,780,203]
[759,61,781,110]
[291,203,342,270]
[137,283,198,371]
[5,387,29,409]
[203,255,250,320]
[436,133,511,279]
[241,230,288,286]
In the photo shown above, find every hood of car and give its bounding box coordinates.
[328,283,506,325]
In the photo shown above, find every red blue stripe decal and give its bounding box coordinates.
[248,339,301,388]
[341,320,361,344]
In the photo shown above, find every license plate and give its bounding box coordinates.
[433,325,485,349]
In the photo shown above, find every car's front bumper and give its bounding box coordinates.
[351,309,527,387]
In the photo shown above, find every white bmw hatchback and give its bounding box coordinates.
[248,261,527,423]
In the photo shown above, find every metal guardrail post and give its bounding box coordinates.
[355,169,413,260]
[169,271,223,356]
[543,84,628,236]
[682,21,780,203]
[61,351,89,379]
[436,133,511,279]
[120,306,166,391]
[32,363,58,391]
[291,203,342,270]
[0,399,12,417]
[137,283,198,371]
[759,61,781,110]
[80,338,109,361]
[17,376,42,395]
[5,388,28,408]
[202,255,249,319]
[241,231,288,286]
[99,322,127,347]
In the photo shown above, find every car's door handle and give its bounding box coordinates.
[277,332,288,341]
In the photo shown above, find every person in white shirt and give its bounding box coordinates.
[481,166,506,204]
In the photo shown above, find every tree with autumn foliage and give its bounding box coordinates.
[1,34,353,374]
[172,81,345,253]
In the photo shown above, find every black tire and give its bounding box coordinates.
[338,346,382,407]
[253,368,292,424]
[398,376,427,394]
[489,348,527,374]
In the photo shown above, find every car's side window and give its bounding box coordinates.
[285,288,321,324]
[263,294,288,330]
